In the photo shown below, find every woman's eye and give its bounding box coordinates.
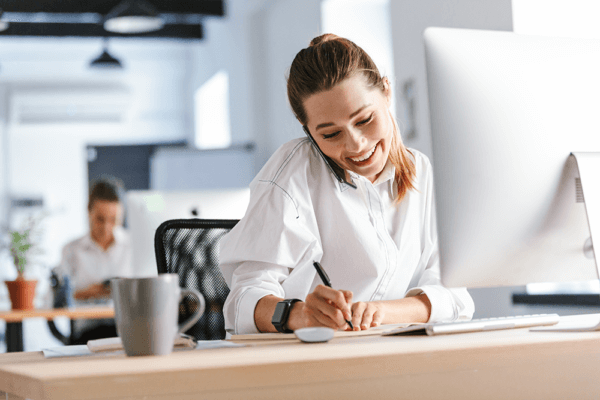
[357,114,373,126]
[323,131,341,139]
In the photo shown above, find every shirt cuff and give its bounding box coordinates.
[405,285,457,323]
[234,288,273,334]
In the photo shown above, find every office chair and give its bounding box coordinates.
[47,269,75,345]
[154,218,238,340]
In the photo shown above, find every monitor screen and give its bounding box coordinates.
[424,28,600,288]
[125,188,250,277]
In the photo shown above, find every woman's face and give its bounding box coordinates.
[304,74,393,183]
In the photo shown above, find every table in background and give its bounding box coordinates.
[1,314,600,400]
[0,307,115,352]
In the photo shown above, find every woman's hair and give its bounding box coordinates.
[286,33,416,203]
[88,177,125,211]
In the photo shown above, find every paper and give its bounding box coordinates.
[230,323,423,341]
[43,345,95,358]
[87,335,196,353]
[44,339,243,358]
[194,340,245,350]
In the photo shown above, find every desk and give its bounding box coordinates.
[0,307,114,353]
[1,314,600,400]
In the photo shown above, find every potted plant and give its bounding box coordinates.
[4,216,45,311]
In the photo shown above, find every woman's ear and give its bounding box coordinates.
[382,77,392,106]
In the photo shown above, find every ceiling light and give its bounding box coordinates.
[90,39,123,69]
[104,0,164,34]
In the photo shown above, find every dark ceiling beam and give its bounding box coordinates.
[0,1,225,16]
[0,22,204,39]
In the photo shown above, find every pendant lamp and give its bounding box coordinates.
[104,0,164,34]
[90,39,123,69]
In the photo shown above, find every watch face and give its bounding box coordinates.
[272,301,288,324]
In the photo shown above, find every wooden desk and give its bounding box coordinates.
[0,307,114,353]
[1,315,600,400]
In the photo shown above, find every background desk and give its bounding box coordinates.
[0,307,114,353]
[1,314,600,399]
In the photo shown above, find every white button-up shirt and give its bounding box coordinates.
[59,226,134,292]
[220,138,474,334]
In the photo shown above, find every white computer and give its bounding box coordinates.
[424,27,600,332]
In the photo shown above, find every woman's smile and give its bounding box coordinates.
[348,142,378,165]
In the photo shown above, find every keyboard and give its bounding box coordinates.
[383,314,561,336]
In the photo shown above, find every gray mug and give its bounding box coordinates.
[111,274,205,356]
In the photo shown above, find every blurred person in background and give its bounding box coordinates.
[56,177,133,344]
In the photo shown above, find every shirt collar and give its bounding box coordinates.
[371,159,395,187]
[83,226,125,251]
[347,159,396,197]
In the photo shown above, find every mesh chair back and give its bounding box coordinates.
[154,219,238,340]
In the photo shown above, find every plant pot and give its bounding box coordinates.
[5,279,38,311]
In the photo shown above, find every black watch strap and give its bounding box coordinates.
[272,299,301,333]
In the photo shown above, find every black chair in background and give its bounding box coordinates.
[154,219,238,340]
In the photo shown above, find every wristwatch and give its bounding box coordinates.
[271,299,301,333]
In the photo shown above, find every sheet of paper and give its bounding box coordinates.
[229,323,423,341]
[43,345,95,358]
[88,335,197,353]
[44,340,244,358]
[194,340,245,349]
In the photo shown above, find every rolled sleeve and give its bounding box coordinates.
[406,285,474,322]
[233,288,273,334]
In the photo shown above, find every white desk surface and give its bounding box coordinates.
[1,314,600,400]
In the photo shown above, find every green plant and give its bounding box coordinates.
[5,212,47,280]
[10,230,33,279]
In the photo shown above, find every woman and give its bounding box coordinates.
[219,34,474,335]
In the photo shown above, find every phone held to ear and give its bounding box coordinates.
[303,126,357,189]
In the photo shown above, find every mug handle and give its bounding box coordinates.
[177,289,206,334]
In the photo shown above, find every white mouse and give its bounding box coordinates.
[294,327,335,343]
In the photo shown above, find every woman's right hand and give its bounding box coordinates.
[288,284,353,331]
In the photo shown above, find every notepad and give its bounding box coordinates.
[229,323,423,341]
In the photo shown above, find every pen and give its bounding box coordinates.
[313,261,354,330]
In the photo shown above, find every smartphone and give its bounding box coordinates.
[302,126,357,189]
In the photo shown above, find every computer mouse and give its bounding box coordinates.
[294,327,335,343]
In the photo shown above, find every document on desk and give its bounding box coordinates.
[87,337,244,353]
[229,323,423,341]
[43,338,243,358]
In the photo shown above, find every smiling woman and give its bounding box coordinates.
[219,34,474,335]
[288,34,416,202]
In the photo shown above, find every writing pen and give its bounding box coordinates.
[313,261,354,330]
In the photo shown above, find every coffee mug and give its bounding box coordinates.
[111,274,205,356]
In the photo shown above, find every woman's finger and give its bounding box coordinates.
[361,305,377,330]
[371,310,384,327]
[304,305,344,329]
[351,302,367,331]
[306,292,349,328]
[313,285,352,320]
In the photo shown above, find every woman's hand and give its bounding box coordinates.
[288,284,353,331]
[350,301,384,330]
[74,283,111,301]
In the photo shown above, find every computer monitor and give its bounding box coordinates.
[125,188,250,277]
[424,28,600,289]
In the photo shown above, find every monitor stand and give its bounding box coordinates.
[532,152,600,332]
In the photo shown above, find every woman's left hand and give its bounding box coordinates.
[349,301,384,331]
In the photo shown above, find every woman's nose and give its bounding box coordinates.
[345,128,368,152]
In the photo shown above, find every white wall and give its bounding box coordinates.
[390,0,514,159]
[250,0,324,170]
[513,0,600,38]
[321,0,397,115]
